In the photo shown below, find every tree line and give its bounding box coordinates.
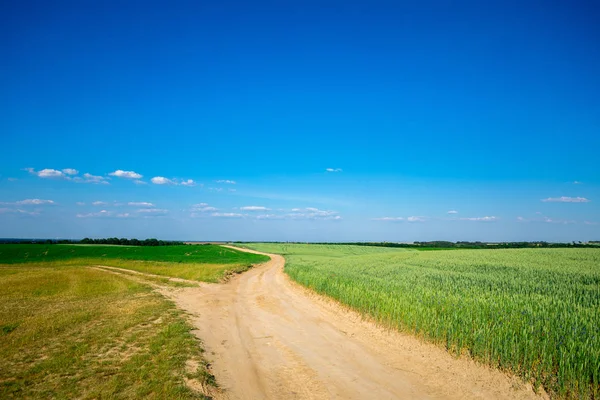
[0,238,185,246]
[80,238,184,246]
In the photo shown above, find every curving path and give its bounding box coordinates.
[167,246,546,400]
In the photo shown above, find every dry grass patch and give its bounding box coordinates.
[0,265,215,399]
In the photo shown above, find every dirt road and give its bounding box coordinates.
[168,247,545,400]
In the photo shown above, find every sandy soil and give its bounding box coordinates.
[154,246,546,400]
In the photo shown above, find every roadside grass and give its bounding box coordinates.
[0,264,214,399]
[0,244,269,283]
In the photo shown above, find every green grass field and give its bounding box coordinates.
[243,243,600,399]
[0,244,269,282]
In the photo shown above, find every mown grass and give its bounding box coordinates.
[0,244,269,283]
[0,265,215,399]
[243,243,600,399]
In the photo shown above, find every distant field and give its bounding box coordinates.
[243,243,600,399]
[0,244,269,283]
[0,264,214,399]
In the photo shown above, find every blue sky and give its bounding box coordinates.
[1,0,599,241]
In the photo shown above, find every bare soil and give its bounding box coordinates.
[155,246,547,400]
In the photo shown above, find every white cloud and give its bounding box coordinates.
[191,203,218,213]
[240,206,270,211]
[326,168,343,172]
[76,210,112,218]
[573,181,582,184]
[460,216,498,222]
[584,221,598,225]
[151,176,175,185]
[0,208,40,216]
[37,169,65,178]
[541,196,590,203]
[128,202,154,207]
[109,170,142,179]
[372,217,405,221]
[137,208,168,213]
[211,212,244,218]
[447,210,458,214]
[208,187,223,192]
[407,216,426,222]
[256,214,285,220]
[92,201,107,206]
[519,215,577,224]
[287,207,340,220]
[117,213,131,218]
[137,208,169,217]
[194,206,218,212]
[134,180,147,185]
[62,168,78,175]
[180,179,197,187]
[80,173,109,184]
[215,180,236,184]
[16,199,55,205]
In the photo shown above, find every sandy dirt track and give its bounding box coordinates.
[165,247,546,400]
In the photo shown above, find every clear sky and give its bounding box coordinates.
[1,0,599,242]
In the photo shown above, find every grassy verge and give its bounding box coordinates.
[0,264,215,399]
[243,243,600,399]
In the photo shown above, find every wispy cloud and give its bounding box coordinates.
[137,208,169,217]
[180,179,197,187]
[92,201,107,206]
[109,170,143,179]
[190,202,219,217]
[16,199,55,205]
[584,221,598,225]
[62,168,78,175]
[76,173,109,184]
[326,168,343,173]
[151,176,197,186]
[573,181,582,184]
[215,180,236,184]
[208,187,223,192]
[77,210,112,218]
[459,216,498,222]
[372,216,426,222]
[518,216,577,224]
[240,206,270,211]
[190,203,219,214]
[541,196,590,203]
[128,202,154,207]
[0,208,40,216]
[211,212,244,218]
[447,210,458,214]
[256,214,285,220]
[76,202,85,206]
[193,206,218,212]
[134,180,147,185]
[286,207,341,220]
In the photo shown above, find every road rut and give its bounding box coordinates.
[167,247,545,400]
